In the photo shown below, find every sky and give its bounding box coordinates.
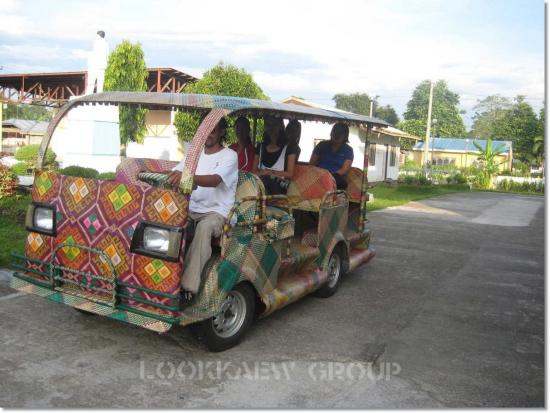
[0,0,545,130]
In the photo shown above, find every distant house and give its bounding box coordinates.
[411,138,513,171]
[281,97,420,181]
[1,119,49,154]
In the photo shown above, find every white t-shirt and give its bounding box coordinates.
[173,148,238,218]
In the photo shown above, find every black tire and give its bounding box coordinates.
[314,248,343,298]
[191,283,256,352]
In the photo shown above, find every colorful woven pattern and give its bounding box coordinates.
[346,167,363,202]
[116,158,179,186]
[317,202,349,268]
[10,276,172,333]
[24,170,188,318]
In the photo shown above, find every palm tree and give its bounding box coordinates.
[470,138,506,189]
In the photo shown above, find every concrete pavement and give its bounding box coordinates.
[0,191,544,407]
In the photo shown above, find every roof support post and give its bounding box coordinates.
[359,124,372,232]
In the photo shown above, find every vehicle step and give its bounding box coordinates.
[261,265,327,316]
[279,241,319,277]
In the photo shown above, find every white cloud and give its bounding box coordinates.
[0,0,543,127]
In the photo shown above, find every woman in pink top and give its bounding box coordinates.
[229,116,256,172]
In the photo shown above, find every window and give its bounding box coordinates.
[368,144,376,166]
[389,146,396,166]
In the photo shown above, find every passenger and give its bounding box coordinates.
[285,119,302,160]
[167,117,237,302]
[252,116,297,195]
[229,116,255,172]
[309,122,353,190]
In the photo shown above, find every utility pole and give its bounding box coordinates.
[369,94,379,117]
[423,80,434,177]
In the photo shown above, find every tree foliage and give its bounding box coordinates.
[470,95,512,139]
[3,102,54,121]
[332,93,399,125]
[333,93,372,116]
[174,63,268,143]
[471,95,540,162]
[374,104,400,126]
[104,40,149,147]
[398,80,466,138]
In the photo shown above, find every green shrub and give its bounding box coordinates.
[14,144,56,165]
[417,174,432,186]
[496,179,544,193]
[403,175,416,185]
[97,172,116,180]
[60,166,99,179]
[0,164,18,198]
[10,162,33,176]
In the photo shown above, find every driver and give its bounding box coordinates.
[167,117,237,303]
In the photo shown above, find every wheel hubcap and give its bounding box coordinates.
[327,253,341,289]
[212,290,247,338]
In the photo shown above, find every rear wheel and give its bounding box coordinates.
[191,283,256,352]
[315,249,343,298]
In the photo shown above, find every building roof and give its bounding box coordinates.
[282,96,420,140]
[0,67,197,106]
[2,119,49,134]
[413,137,512,154]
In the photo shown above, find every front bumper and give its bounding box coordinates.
[10,273,174,333]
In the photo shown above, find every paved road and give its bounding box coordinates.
[0,192,544,407]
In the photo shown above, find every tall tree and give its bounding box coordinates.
[503,96,539,161]
[103,40,149,154]
[374,104,400,125]
[398,80,466,138]
[470,95,540,161]
[333,93,373,116]
[174,62,268,142]
[470,95,512,139]
[333,93,399,125]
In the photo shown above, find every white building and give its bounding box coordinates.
[282,97,420,182]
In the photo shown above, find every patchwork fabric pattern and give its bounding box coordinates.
[144,189,187,226]
[32,170,60,203]
[22,170,187,320]
[346,167,363,202]
[287,165,336,200]
[179,108,229,194]
[10,276,172,333]
[61,176,98,215]
[134,255,182,293]
[261,266,327,316]
[318,202,349,268]
[115,158,179,186]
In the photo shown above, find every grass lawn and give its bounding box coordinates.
[0,191,31,268]
[367,183,471,211]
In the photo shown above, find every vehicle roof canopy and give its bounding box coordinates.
[52,91,390,128]
[39,92,389,168]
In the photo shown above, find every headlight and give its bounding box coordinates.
[143,226,169,253]
[35,207,54,231]
[25,203,56,236]
[130,221,183,261]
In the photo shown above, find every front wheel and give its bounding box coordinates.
[314,249,343,298]
[191,283,256,352]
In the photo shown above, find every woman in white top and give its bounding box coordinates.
[252,116,297,195]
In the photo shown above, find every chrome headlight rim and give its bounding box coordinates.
[25,202,57,236]
[130,221,183,262]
